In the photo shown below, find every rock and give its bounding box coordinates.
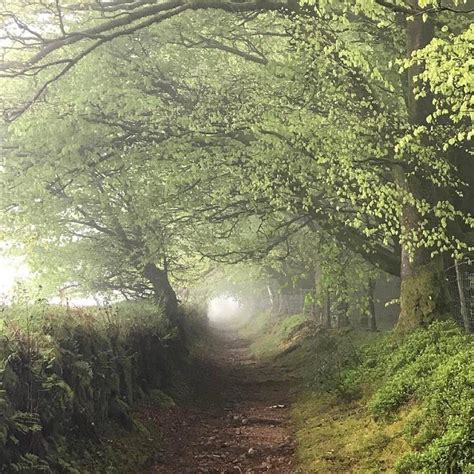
[248,447,257,456]
[241,418,249,425]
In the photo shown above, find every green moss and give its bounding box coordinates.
[65,414,163,474]
[275,318,473,473]
[148,389,176,408]
[243,312,309,358]
[293,392,412,473]
[397,261,451,332]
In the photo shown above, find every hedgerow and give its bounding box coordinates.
[0,302,185,472]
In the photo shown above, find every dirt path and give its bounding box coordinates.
[145,329,300,473]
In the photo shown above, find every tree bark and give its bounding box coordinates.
[143,262,179,326]
[359,312,368,329]
[267,285,275,312]
[336,301,350,328]
[454,260,471,333]
[396,4,450,332]
[368,278,377,331]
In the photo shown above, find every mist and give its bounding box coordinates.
[207,295,243,325]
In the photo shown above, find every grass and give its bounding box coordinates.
[244,312,474,473]
[239,311,309,358]
[293,391,414,473]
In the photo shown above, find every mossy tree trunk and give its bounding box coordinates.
[143,262,179,327]
[397,4,450,332]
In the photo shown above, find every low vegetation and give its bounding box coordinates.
[0,302,192,473]
[247,313,474,473]
[240,311,310,358]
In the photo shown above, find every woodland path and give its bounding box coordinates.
[146,329,300,473]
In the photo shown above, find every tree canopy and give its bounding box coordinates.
[1,0,473,329]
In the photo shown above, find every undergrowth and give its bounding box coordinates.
[240,311,309,358]
[358,321,474,473]
[249,313,473,473]
[0,301,191,473]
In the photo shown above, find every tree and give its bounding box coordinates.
[1,0,472,330]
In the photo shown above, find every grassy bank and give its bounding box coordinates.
[0,302,192,473]
[239,311,310,358]
[246,313,474,473]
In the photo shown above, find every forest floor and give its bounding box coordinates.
[143,328,301,473]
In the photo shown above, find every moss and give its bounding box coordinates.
[397,261,451,333]
[260,313,474,473]
[65,413,164,474]
[293,393,412,473]
[148,389,176,408]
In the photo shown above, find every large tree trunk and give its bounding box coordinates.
[396,5,450,332]
[454,260,471,333]
[143,262,179,326]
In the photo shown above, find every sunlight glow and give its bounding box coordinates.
[207,295,242,323]
[0,249,110,307]
[0,255,31,299]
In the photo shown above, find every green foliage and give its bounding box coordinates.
[275,320,473,472]
[0,301,184,472]
[2,2,472,301]
[348,322,474,471]
[405,24,474,145]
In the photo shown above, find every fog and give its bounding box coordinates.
[207,295,242,324]
[0,252,117,306]
[0,255,30,298]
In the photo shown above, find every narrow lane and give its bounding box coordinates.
[148,331,300,473]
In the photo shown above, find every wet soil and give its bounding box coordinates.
[145,329,300,473]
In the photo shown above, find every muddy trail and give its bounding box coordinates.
[145,329,300,473]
